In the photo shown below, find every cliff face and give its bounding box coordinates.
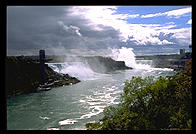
[84,56,132,73]
[21,55,133,73]
[5,56,80,98]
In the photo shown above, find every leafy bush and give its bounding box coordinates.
[86,59,192,130]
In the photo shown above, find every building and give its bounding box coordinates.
[189,45,192,53]
[180,49,185,56]
[39,50,46,83]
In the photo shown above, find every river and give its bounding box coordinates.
[7,59,175,130]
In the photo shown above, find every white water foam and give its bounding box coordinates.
[59,119,78,126]
[48,62,101,80]
[134,63,152,70]
[39,116,50,120]
[78,84,121,120]
[48,127,60,130]
[79,106,105,119]
[79,99,86,103]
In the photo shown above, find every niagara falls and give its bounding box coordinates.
[6,6,192,130]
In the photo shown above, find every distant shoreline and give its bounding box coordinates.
[7,52,191,70]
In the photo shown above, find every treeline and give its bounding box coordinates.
[86,58,192,130]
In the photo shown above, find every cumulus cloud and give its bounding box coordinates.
[123,23,177,45]
[68,6,140,41]
[7,6,122,55]
[67,6,191,46]
[7,6,192,56]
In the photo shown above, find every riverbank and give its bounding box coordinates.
[17,55,132,73]
[136,53,191,70]
[7,59,175,130]
[17,53,192,71]
[86,58,192,130]
[5,56,80,98]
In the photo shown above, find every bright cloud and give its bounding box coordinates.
[7,6,192,56]
[187,19,192,24]
[68,6,139,41]
[141,7,191,18]
[159,27,192,45]
[141,12,163,18]
[165,7,191,18]
[58,20,82,36]
[68,6,189,45]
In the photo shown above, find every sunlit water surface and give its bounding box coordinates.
[7,60,175,130]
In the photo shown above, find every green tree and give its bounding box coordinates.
[86,59,192,130]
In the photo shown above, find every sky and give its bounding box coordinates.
[7,6,192,56]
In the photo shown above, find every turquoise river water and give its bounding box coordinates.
[7,60,175,130]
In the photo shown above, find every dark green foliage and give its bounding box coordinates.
[86,59,192,130]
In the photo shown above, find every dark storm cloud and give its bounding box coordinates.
[7,6,67,54]
[7,6,122,55]
[8,6,190,56]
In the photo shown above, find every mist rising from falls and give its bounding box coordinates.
[48,62,101,81]
[47,47,170,81]
[110,47,151,69]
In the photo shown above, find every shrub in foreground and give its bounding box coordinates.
[86,59,192,130]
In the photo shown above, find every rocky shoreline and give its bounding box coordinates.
[5,56,80,98]
[36,73,80,92]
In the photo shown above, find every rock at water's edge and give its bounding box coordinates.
[5,56,80,98]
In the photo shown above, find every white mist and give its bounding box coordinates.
[110,47,151,69]
[48,62,101,80]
